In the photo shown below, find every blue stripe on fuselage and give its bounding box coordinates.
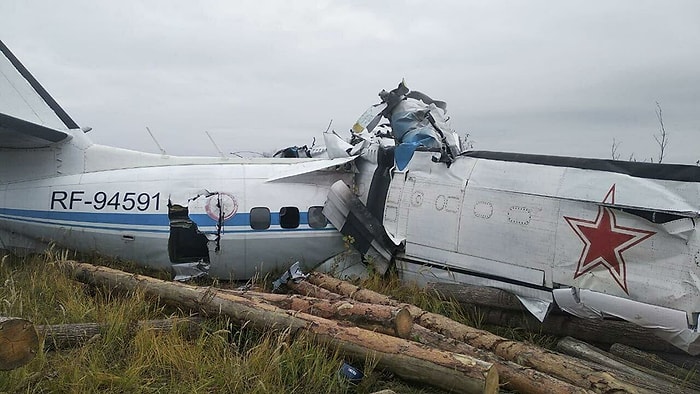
[0,208,332,234]
[0,208,169,225]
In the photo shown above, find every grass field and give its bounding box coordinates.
[2,249,486,393]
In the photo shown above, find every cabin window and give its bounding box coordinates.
[280,206,300,229]
[250,207,271,230]
[308,206,327,228]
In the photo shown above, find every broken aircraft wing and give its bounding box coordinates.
[264,156,357,182]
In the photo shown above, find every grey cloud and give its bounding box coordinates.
[1,1,698,163]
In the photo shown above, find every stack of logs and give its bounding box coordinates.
[2,262,699,393]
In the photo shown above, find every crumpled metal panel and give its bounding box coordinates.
[554,288,700,354]
[515,295,553,322]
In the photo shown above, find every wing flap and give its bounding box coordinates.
[264,156,356,182]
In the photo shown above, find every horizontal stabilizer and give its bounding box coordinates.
[0,40,78,148]
[0,112,71,148]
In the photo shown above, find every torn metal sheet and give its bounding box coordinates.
[659,217,697,241]
[323,131,354,159]
[272,261,308,291]
[355,81,462,171]
[552,288,604,320]
[554,288,700,354]
[172,261,209,282]
[315,249,368,280]
[515,295,553,322]
[324,180,397,274]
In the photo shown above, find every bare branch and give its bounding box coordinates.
[653,101,669,163]
[610,138,621,160]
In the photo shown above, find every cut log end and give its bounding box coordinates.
[393,308,413,339]
[483,366,500,394]
[0,317,39,370]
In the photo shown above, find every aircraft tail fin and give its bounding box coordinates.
[0,40,78,148]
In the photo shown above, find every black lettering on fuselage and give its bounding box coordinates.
[69,191,84,209]
[51,191,68,209]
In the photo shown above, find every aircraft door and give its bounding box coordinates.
[382,169,410,244]
[404,176,463,252]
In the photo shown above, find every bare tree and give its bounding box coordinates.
[610,138,621,160]
[653,102,669,163]
[612,102,680,164]
[459,132,475,151]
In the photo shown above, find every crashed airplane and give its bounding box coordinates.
[1,40,700,354]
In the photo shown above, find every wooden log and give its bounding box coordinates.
[217,289,413,338]
[38,317,202,350]
[64,262,498,394]
[291,281,587,393]
[428,282,531,312]
[407,325,590,394]
[557,337,698,394]
[479,308,679,353]
[306,272,645,394]
[286,279,345,301]
[650,352,700,371]
[609,343,700,388]
[0,317,39,370]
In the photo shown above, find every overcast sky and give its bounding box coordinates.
[2,1,698,163]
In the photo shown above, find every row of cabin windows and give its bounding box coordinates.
[250,206,327,230]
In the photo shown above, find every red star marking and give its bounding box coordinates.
[563,185,655,294]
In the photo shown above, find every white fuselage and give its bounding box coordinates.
[381,150,700,352]
[0,139,354,279]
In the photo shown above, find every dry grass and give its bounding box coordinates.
[0,250,444,393]
[0,247,562,393]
